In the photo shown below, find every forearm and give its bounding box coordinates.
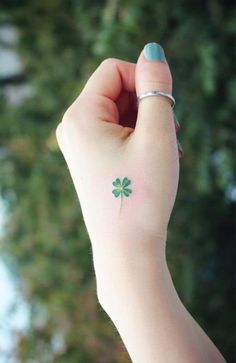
[92,237,226,363]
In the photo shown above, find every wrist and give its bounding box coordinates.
[90,225,167,261]
[97,256,173,319]
[92,235,169,311]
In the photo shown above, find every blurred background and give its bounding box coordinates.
[0,1,235,362]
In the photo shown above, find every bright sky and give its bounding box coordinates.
[0,201,29,363]
[0,23,29,362]
[0,23,22,79]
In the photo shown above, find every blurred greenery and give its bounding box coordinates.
[0,0,235,362]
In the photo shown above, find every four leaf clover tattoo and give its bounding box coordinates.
[112,177,132,213]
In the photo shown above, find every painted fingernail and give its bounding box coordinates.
[177,139,184,157]
[144,42,165,62]
[173,113,180,131]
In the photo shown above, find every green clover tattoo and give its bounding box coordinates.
[112,177,132,213]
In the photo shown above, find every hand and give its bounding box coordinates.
[56,43,179,253]
[56,43,226,363]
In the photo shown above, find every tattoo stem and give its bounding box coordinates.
[119,193,123,215]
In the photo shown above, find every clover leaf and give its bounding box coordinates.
[112,177,132,213]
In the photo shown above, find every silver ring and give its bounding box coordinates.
[137,90,175,108]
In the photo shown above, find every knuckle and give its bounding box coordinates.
[62,104,77,124]
[61,98,84,128]
[60,97,92,141]
[100,57,117,69]
[55,122,63,144]
[140,79,172,94]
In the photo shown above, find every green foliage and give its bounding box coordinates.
[0,0,235,362]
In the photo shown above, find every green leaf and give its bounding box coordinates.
[112,189,120,197]
[122,177,131,188]
[124,188,132,194]
[115,178,121,185]
[123,188,131,197]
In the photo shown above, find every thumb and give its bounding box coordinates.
[135,42,176,141]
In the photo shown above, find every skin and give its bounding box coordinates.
[56,49,226,363]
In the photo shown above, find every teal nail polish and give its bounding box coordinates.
[173,113,180,131]
[177,139,184,157]
[144,42,165,62]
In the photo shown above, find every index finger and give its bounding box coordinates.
[81,58,136,100]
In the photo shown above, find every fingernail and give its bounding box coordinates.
[177,139,184,157]
[144,42,165,62]
[173,113,180,131]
